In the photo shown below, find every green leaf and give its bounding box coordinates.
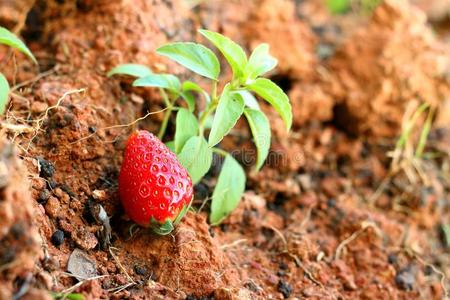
[182,80,211,103]
[180,91,195,112]
[244,108,271,170]
[165,140,175,152]
[178,136,212,184]
[51,292,85,300]
[0,73,10,115]
[133,74,181,93]
[210,154,245,225]
[107,64,152,78]
[0,26,37,64]
[325,0,350,14]
[157,42,220,80]
[209,85,244,147]
[198,29,247,79]
[67,293,85,300]
[233,90,260,110]
[174,108,199,153]
[245,44,277,80]
[246,78,292,130]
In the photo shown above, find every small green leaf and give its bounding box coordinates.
[107,64,152,78]
[174,108,199,153]
[326,0,350,14]
[157,42,220,80]
[244,108,271,170]
[210,154,245,225]
[0,26,37,64]
[165,140,175,152]
[182,80,203,93]
[51,292,85,300]
[233,90,260,110]
[182,80,211,103]
[180,91,196,112]
[0,73,10,115]
[246,78,292,130]
[133,74,181,93]
[178,136,212,184]
[245,44,277,80]
[67,293,85,300]
[198,29,247,79]
[209,85,244,147]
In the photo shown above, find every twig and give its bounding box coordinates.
[410,251,449,298]
[219,239,247,250]
[263,224,328,294]
[59,275,108,298]
[109,247,134,283]
[10,69,56,92]
[102,108,167,131]
[334,220,380,260]
[69,108,168,145]
[108,247,137,294]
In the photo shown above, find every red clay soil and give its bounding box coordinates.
[0,0,449,299]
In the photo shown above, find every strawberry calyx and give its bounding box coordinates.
[148,201,191,235]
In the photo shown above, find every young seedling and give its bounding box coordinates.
[0,26,37,115]
[110,29,292,225]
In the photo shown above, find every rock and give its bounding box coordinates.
[92,189,107,201]
[67,249,97,281]
[37,157,55,178]
[277,280,292,299]
[395,266,415,291]
[51,230,65,246]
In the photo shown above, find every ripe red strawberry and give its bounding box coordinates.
[118,130,193,234]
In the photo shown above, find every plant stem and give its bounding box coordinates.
[212,147,229,157]
[158,89,175,140]
[198,81,219,135]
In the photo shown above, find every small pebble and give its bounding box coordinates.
[38,189,50,202]
[38,157,55,178]
[278,280,292,298]
[134,265,148,276]
[51,230,65,246]
[395,267,415,291]
[92,189,107,201]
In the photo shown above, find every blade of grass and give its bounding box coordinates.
[415,106,434,158]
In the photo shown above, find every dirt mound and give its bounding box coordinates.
[0,135,43,299]
[328,0,450,138]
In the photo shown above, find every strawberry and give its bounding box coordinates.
[118,130,193,234]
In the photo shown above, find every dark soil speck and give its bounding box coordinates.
[278,279,292,298]
[37,157,55,178]
[51,230,65,246]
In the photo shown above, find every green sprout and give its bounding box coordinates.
[0,26,37,115]
[325,0,382,15]
[109,29,292,224]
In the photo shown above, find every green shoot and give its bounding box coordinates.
[0,26,37,115]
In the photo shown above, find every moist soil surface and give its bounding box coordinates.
[0,0,449,299]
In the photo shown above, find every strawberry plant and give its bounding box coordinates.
[0,26,37,115]
[110,29,292,226]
